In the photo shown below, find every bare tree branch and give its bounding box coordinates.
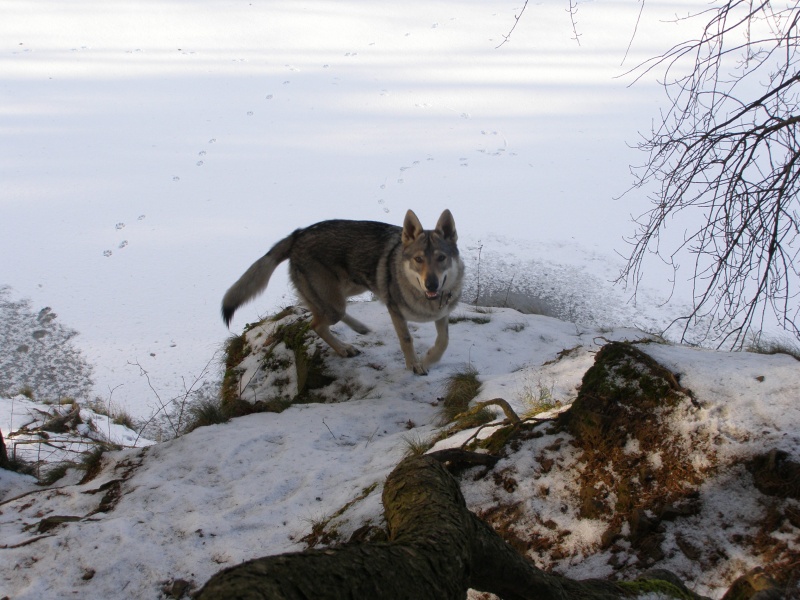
[620,0,800,348]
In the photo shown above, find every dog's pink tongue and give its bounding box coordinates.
[426,291,439,299]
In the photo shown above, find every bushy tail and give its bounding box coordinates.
[221,234,294,327]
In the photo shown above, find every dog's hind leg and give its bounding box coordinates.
[310,314,361,357]
[422,316,449,371]
[291,265,361,358]
[341,313,370,335]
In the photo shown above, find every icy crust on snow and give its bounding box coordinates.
[0,288,94,402]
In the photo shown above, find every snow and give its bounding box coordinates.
[3,303,800,598]
[0,395,150,469]
[2,1,799,598]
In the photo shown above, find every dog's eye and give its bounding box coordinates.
[414,256,424,264]
[436,255,446,262]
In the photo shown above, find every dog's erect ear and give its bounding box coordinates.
[435,209,457,243]
[402,209,425,245]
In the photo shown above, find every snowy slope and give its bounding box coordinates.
[2,302,799,599]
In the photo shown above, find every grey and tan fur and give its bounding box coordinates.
[221,209,464,375]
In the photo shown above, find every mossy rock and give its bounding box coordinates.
[557,341,706,542]
[221,307,336,416]
[274,317,336,395]
[561,341,688,452]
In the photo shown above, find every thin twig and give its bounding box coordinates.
[567,0,582,46]
[496,0,530,49]
[322,418,337,440]
[621,0,646,65]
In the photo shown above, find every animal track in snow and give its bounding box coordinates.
[103,216,144,256]
[478,130,511,156]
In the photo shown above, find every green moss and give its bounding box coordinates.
[456,407,495,431]
[618,578,696,599]
[479,424,517,454]
[78,446,109,484]
[561,342,688,451]
[221,334,249,409]
[274,317,335,400]
[575,342,679,410]
[558,341,703,525]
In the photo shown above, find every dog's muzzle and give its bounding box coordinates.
[423,274,447,300]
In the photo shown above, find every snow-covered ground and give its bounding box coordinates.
[2,0,714,413]
[2,302,799,598]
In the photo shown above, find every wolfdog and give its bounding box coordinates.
[221,209,464,375]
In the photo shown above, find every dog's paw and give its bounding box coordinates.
[411,363,429,376]
[351,323,370,335]
[421,354,439,371]
[338,344,361,358]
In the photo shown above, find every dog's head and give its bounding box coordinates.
[401,209,461,300]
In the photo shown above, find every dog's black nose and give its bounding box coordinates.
[425,274,439,292]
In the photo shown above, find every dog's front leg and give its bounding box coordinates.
[388,308,426,375]
[422,316,449,371]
